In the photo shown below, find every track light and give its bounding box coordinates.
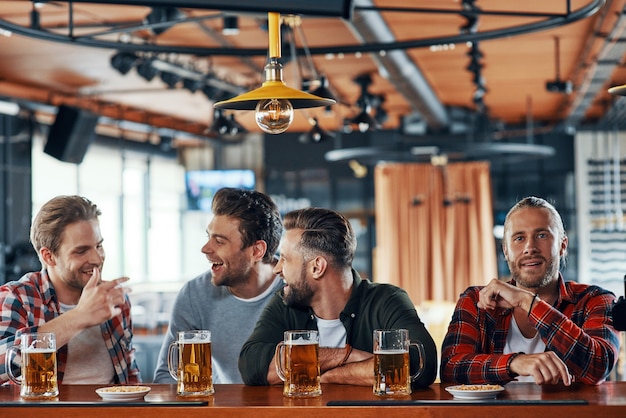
[144,7,186,35]
[183,77,203,93]
[375,106,388,125]
[159,134,174,152]
[210,108,232,135]
[222,15,239,36]
[350,107,381,133]
[209,108,246,137]
[136,57,159,81]
[110,52,138,75]
[227,114,247,135]
[160,71,181,89]
[349,73,380,132]
[460,15,479,35]
[308,76,336,101]
[299,117,335,143]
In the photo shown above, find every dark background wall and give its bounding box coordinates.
[0,114,34,284]
[264,130,576,282]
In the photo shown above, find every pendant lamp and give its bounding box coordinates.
[214,12,335,134]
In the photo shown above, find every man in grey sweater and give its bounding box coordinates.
[153,187,283,384]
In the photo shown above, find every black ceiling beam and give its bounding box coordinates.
[66,0,355,20]
[0,0,604,58]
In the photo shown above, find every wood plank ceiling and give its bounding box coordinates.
[0,0,625,148]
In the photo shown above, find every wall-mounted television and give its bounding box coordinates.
[185,169,256,211]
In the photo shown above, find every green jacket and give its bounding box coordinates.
[238,269,438,389]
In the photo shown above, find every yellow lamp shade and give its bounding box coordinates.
[609,84,626,96]
[214,80,336,110]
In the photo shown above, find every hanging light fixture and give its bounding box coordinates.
[348,74,381,132]
[209,108,247,137]
[222,15,239,36]
[299,117,335,143]
[308,75,335,101]
[214,12,335,134]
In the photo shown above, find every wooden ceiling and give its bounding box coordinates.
[1,0,626,146]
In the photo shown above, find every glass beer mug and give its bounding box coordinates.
[168,330,214,396]
[7,332,59,399]
[373,329,425,396]
[275,330,322,397]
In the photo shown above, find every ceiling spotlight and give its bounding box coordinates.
[183,77,204,93]
[210,108,232,135]
[222,15,239,36]
[375,106,388,125]
[160,71,181,89]
[110,52,138,75]
[299,117,335,143]
[308,75,336,101]
[144,7,186,36]
[227,113,247,135]
[136,57,159,81]
[350,108,381,133]
[350,73,380,132]
[158,134,174,152]
[209,108,246,137]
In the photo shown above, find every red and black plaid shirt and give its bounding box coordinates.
[440,274,620,385]
[0,270,141,385]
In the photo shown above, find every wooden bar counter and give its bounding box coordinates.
[0,382,624,418]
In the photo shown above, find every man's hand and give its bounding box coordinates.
[38,268,131,347]
[75,267,130,327]
[510,352,572,386]
[478,278,536,312]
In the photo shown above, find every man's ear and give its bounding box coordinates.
[40,247,55,267]
[311,256,328,279]
[251,240,268,262]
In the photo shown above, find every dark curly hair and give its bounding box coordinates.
[211,187,283,264]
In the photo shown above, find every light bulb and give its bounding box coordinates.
[255,98,293,134]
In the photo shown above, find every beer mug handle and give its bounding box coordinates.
[274,342,287,382]
[6,345,22,385]
[167,341,179,381]
[409,341,425,382]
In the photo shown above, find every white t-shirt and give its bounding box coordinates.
[503,315,546,382]
[59,302,116,384]
[315,316,347,348]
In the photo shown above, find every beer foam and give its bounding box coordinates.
[286,340,318,345]
[184,338,210,344]
[374,349,407,354]
[23,348,56,353]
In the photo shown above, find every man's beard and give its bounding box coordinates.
[283,263,314,310]
[211,257,250,288]
[509,256,560,290]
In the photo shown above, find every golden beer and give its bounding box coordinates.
[176,341,214,396]
[21,348,58,398]
[282,341,321,397]
[6,332,58,399]
[373,349,410,396]
[275,330,321,397]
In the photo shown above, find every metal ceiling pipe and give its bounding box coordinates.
[347,0,449,131]
[567,6,626,130]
